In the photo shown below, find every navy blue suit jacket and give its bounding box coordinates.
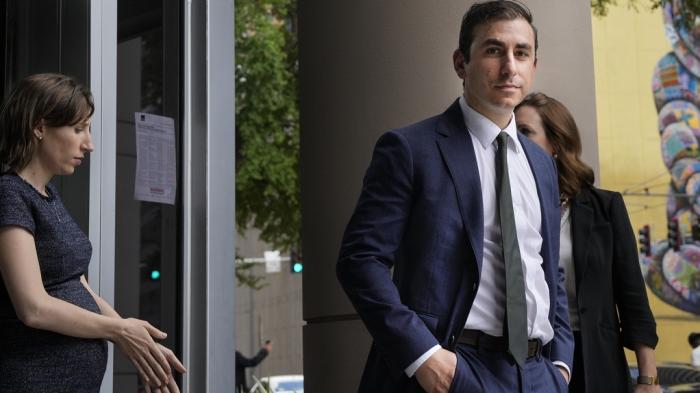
[337,100,574,392]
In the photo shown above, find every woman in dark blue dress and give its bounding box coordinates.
[0,74,185,392]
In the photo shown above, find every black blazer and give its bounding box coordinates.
[569,187,658,392]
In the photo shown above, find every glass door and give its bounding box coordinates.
[114,1,181,391]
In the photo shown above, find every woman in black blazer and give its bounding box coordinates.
[515,93,660,393]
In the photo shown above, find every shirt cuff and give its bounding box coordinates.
[405,345,441,377]
[552,360,571,384]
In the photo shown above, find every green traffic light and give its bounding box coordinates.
[151,270,161,280]
[292,262,303,273]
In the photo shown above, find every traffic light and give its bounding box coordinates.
[290,250,303,274]
[638,225,651,257]
[142,259,161,281]
[668,217,681,252]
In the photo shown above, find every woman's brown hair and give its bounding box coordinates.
[0,73,94,171]
[516,92,594,199]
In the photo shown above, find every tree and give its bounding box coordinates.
[235,258,268,290]
[235,0,299,253]
[591,0,659,16]
[591,0,700,28]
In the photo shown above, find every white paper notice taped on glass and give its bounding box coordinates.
[134,112,176,205]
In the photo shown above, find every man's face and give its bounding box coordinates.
[454,18,537,126]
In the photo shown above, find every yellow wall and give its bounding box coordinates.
[591,4,700,364]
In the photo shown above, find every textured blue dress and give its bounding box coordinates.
[0,173,107,392]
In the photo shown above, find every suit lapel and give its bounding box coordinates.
[571,189,593,289]
[436,100,484,273]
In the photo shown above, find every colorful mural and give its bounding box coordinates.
[649,0,700,315]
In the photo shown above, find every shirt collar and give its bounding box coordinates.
[458,95,520,153]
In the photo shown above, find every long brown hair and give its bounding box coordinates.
[516,92,594,199]
[0,73,94,171]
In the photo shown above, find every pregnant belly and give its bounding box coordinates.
[0,277,108,376]
[46,277,102,314]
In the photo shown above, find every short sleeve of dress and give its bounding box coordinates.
[0,181,36,235]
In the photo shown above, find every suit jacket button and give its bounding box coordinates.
[472,283,477,292]
[449,334,455,346]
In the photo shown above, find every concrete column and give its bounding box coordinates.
[300,1,597,392]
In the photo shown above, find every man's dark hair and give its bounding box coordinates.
[689,332,700,348]
[458,0,538,63]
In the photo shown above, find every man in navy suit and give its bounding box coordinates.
[337,2,574,392]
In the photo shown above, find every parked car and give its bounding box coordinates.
[250,374,303,393]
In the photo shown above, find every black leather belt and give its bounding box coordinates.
[457,329,542,359]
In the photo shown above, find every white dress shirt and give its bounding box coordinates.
[692,346,700,367]
[459,97,553,343]
[559,206,580,330]
[406,97,566,377]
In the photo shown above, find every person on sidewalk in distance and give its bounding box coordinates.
[0,73,186,393]
[336,2,573,392]
[236,340,273,393]
[515,92,660,393]
[689,332,700,367]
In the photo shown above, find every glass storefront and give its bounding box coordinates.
[0,1,234,391]
[1,1,183,391]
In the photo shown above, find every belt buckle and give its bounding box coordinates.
[528,339,542,358]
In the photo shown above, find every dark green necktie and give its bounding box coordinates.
[496,131,528,368]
